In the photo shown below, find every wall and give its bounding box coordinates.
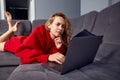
[28,0,35,21]
[0,0,6,19]
[1,0,120,20]
[111,0,120,4]
[81,0,120,15]
[34,0,80,19]
[0,1,1,19]
[81,0,109,15]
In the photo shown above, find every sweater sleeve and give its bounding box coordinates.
[16,26,49,64]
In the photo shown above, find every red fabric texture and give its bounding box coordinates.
[4,25,66,64]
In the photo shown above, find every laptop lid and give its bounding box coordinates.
[42,30,103,75]
[61,35,102,75]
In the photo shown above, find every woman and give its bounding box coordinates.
[0,12,71,64]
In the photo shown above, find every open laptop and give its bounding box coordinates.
[42,30,103,75]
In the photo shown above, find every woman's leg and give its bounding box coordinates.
[5,11,20,33]
[0,42,5,51]
[0,23,19,51]
[0,22,19,42]
[0,11,20,42]
[5,11,13,31]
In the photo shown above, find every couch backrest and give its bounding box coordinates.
[0,20,32,36]
[92,2,120,62]
[92,2,120,45]
[32,11,98,39]
[0,20,32,66]
[70,11,98,38]
[32,19,46,30]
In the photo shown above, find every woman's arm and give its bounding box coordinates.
[15,26,49,64]
[16,26,66,64]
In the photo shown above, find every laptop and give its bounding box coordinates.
[42,30,103,75]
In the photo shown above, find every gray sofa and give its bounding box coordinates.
[0,20,32,80]
[0,2,120,80]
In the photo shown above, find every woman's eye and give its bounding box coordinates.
[55,23,65,28]
[56,23,60,26]
[62,25,65,28]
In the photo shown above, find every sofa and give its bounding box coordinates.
[0,2,120,80]
[0,20,32,80]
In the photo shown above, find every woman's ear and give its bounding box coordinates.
[47,23,51,29]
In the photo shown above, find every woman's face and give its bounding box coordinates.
[49,16,65,39]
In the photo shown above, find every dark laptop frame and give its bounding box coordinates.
[42,30,103,75]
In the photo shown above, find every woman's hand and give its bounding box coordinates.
[48,52,65,64]
[54,37,63,49]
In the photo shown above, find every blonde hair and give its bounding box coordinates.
[45,13,71,47]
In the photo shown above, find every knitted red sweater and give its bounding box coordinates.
[4,25,66,64]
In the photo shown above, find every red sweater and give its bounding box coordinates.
[4,25,66,64]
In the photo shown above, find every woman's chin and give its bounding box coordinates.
[55,35,61,38]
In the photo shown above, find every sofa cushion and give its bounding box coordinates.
[0,20,32,36]
[8,64,93,80]
[32,19,46,30]
[92,2,120,44]
[8,62,120,80]
[94,43,120,63]
[0,66,17,80]
[92,2,120,62]
[13,20,32,36]
[0,52,20,66]
[70,11,98,38]
[0,20,31,66]
[31,11,98,39]
[80,62,120,80]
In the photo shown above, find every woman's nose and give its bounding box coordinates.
[58,25,63,30]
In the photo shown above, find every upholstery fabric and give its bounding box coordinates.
[70,11,98,38]
[32,19,46,30]
[0,20,32,80]
[93,2,120,61]
[0,20,32,66]
[1,2,120,80]
[0,52,20,66]
[0,20,32,36]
